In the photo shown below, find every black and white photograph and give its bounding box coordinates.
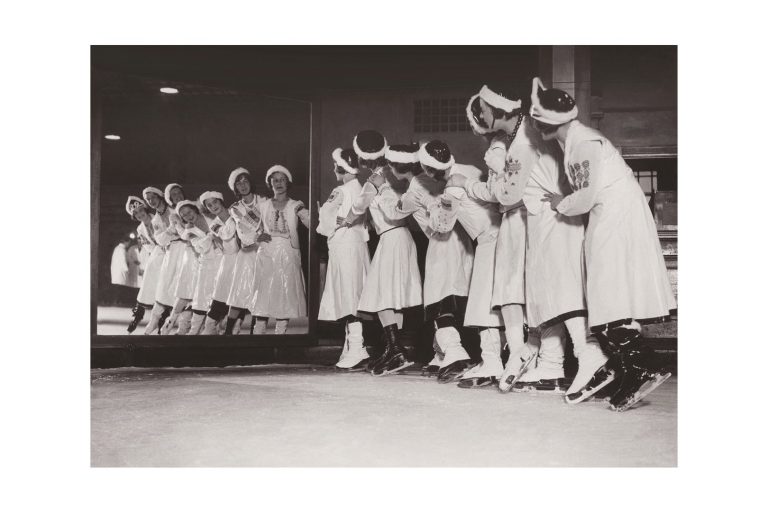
[90,45,679,467]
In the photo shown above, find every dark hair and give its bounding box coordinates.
[335,148,359,174]
[178,203,200,216]
[483,83,530,121]
[386,143,422,176]
[538,88,576,113]
[420,140,452,180]
[233,173,255,200]
[266,171,292,195]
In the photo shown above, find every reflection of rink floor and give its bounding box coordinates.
[96,306,308,335]
[91,365,677,467]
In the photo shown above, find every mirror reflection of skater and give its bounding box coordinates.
[349,139,423,376]
[318,147,372,370]
[142,184,187,334]
[200,192,239,335]
[124,195,162,333]
[531,78,676,411]
[395,141,476,383]
[248,166,310,334]
[223,168,268,335]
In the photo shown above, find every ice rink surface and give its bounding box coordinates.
[91,365,676,467]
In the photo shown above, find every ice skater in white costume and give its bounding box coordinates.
[124,195,162,333]
[142,184,187,334]
[394,140,476,383]
[200,191,239,335]
[176,194,226,335]
[428,143,507,389]
[531,77,676,411]
[161,197,203,335]
[249,165,310,334]
[460,84,613,399]
[223,167,268,335]
[318,147,371,371]
[349,139,423,376]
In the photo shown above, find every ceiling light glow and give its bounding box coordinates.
[104,134,121,140]
[160,87,179,94]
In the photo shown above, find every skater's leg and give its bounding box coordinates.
[516,323,567,393]
[175,308,193,335]
[564,316,615,403]
[434,314,474,383]
[187,311,205,335]
[274,318,289,334]
[371,310,414,376]
[335,316,370,370]
[127,302,149,333]
[223,306,243,335]
[252,315,268,335]
[161,298,190,335]
[498,304,535,392]
[144,302,171,335]
[459,327,503,388]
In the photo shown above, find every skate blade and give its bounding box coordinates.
[564,369,618,405]
[458,376,498,389]
[437,361,475,384]
[498,354,537,394]
[610,372,672,412]
[421,365,440,378]
[374,360,416,377]
[512,379,568,395]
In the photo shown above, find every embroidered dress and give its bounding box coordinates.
[135,221,164,305]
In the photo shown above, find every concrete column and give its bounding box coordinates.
[539,45,591,124]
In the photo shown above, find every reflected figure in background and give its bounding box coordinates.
[318,147,371,370]
[249,165,310,334]
[201,191,239,335]
[224,168,268,335]
[125,195,163,332]
[142,184,187,334]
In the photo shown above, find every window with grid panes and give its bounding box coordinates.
[414,98,471,133]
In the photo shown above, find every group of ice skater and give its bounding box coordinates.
[124,165,310,336]
[121,77,676,411]
[317,78,676,412]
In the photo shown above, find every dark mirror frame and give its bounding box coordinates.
[91,71,323,368]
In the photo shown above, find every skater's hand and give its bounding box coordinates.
[256,232,272,243]
[335,216,349,227]
[368,172,385,188]
[446,174,466,189]
[542,193,563,211]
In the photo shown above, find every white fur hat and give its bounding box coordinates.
[175,199,199,216]
[164,183,183,205]
[125,195,147,217]
[466,94,490,135]
[332,148,358,175]
[141,186,164,203]
[199,190,224,205]
[353,130,387,161]
[529,77,578,125]
[418,142,454,171]
[478,85,521,113]
[385,145,419,164]
[265,164,293,185]
[228,167,250,192]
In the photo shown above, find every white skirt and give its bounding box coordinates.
[226,247,260,310]
[318,241,370,321]
[174,244,199,300]
[358,227,422,313]
[492,207,527,308]
[465,234,504,328]
[211,252,238,304]
[250,237,307,318]
[525,204,587,329]
[154,241,186,306]
[136,245,164,305]
[423,228,474,307]
[585,176,677,327]
[192,253,223,312]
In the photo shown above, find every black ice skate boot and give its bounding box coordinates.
[127,303,146,333]
[156,305,172,335]
[372,324,415,376]
[598,327,672,412]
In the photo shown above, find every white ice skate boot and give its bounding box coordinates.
[274,319,288,335]
[252,317,267,335]
[565,339,615,404]
[175,310,192,335]
[201,316,218,335]
[160,311,180,335]
[458,328,503,389]
[514,325,566,394]
[335,321,370,370]
[435,326,474,384]
[498,343,538,393]
[187,313,205,335]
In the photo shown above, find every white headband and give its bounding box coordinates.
[529,77,579,125]
[164,183,183,205]
[353,134,387,161]
[385,146,419,164]
[228,167,250,192]
[478,85,521,113]
[142,186,164,202]
[466,94,490,135]
[199,191,224,205]
[265,165,293,185]
[125,196,147,217]
[418,144,454,171]
[332,148,358,175]
[175,199,199,216]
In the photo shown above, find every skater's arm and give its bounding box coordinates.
[553,141,602,216]
[218,217,238,241]
[493,145,537,207]
[428,189,462,233]
[294,201,311,228]
[377,186,412,221]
